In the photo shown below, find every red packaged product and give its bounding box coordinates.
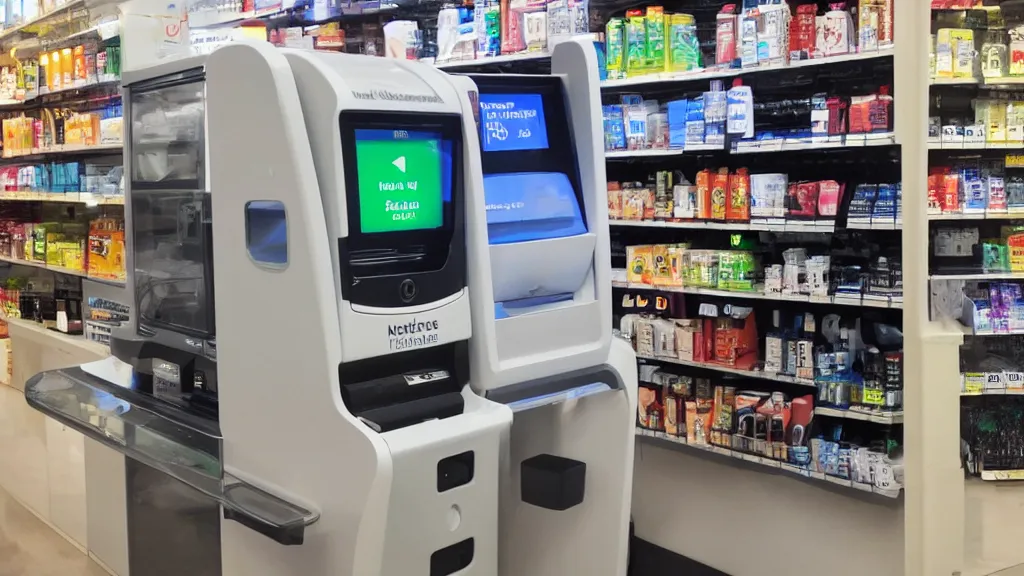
[816,180,843,217]
[789,4,818,59]
[788,181,820,219]
[827,97,847,135]
[927,167,945,212]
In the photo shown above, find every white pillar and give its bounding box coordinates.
[896,2,966,575]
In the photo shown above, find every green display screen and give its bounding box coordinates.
[354,129,447,233]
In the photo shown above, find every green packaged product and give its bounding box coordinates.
[717,251,756,292]
[668,15,702,72]
[606,18,625,80]
[625,15,647,76]
[645,7,665,71]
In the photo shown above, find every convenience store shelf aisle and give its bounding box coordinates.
[0,485,106,576]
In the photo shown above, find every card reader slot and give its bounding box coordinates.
[339,341,469,432]
[342,370,456,414]
[357,392,464,433]
[349,246,427,267]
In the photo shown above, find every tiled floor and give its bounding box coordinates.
[0,485,106,576]
[1,472,1024,576]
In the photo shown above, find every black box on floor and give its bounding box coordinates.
[520,454,586,511]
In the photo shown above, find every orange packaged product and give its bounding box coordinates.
[727,168,751,221]
[696,169,712,219]
[73,45,86,83]
[608,182,623,219]
[60,48,73,90]
[88,218,126,281]
[942,171,960,213]
[641,186,655,220]
[710,168,729,221]
[48,50,61,91]
[622,186,646,220]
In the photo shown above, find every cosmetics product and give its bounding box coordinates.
[716,3,739,67]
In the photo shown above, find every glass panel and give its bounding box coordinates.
[133,190,214,337]
[24,359,320,544]
[131,82,205,186]
[245,201,287,266]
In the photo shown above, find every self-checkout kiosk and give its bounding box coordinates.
[20,38,633,576]
[453,41,638,576]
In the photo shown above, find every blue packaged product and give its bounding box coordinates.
[667,99,688,149]
[962,166,986,212]
[703,88,727,145]
[848,184,878,219]
[603,105,626,151]
[685,98,705,146]
[872,183,897,219]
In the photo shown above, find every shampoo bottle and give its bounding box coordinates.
[726,78,753,138]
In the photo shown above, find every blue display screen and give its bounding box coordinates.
[479,93,549,152]
[483,172,586,244]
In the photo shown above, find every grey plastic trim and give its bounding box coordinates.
[484,364,624,407]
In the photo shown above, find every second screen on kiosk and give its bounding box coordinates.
[479,93,549,152]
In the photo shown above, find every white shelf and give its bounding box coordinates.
[603,48,894,89]
[0,0,85,40]
[0,255,124,286]
[188,6,289,28]
[635,353,816,387]
[0,191,123,205]
[927,142,1022,150]
[437,51,549,69]
[846,219,901,230]
[929,77,979,86]
[815,406,904,425]
[930,272,1024,281]
[635,428,902,498]
[605,133,895,159]
[610,219,835,233]
[0,142,122,161]
[980,470,1024,481]
[605,148,689,159]
[928,212,1024,220]
[612,276,902,310]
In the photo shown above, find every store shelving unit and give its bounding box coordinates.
[606,2,960,575]
[0,1,127,329]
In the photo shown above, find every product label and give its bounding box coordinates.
[862,388,885,406]
[388,318,440,351]
[963,372,985,395]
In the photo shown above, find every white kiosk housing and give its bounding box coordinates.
[208,44,514,576]
[458,40,639,576]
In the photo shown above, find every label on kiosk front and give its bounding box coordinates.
[387,317,441,351]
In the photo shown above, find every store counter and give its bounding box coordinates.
[0,318,129,576]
